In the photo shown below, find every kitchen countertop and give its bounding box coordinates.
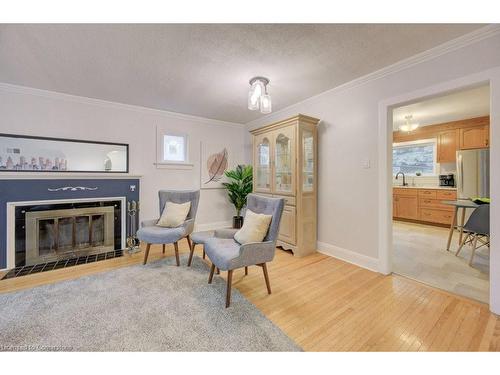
[392,185,457,190]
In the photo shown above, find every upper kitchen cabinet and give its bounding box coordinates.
[394,116,490,155]
[437,129,459,163]
[459,125,490,150]
[250,114,320,257]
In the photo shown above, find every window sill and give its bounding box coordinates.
[154,162,194,170]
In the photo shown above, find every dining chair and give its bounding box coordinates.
[137,190,199,266]
[455,204,490,266]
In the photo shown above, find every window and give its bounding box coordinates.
[156,128,192,168]
[393,139,437,176]
[163,135,186,162]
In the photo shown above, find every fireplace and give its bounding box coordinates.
[25,205,116,266]
[11,198,124,268]
[0,178,139,272]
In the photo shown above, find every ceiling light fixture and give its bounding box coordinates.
[399,115,419,132]
[248,76,272,114]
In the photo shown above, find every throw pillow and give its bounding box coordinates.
[156,201,191,228]
[234,209,272,245]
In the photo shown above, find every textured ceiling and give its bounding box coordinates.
[393,85,490,130]
[0,24,485,124]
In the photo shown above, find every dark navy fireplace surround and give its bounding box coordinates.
[0,178,140,269]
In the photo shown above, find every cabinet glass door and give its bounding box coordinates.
[274,130,294,194]
[255,136,271,191]
[302,129,314,192]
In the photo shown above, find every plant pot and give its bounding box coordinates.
[233,216,244,229]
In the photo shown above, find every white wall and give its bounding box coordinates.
[245,30,500,280]
[0,84,246,228]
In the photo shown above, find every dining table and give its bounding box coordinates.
[442,199,479,251]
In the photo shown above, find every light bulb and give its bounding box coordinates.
[248,80,264,110]
[260,94,272,114]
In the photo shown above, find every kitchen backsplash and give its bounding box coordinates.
[393,175,439,187]
[393,162,456,187]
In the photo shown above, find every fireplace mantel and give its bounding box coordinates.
[0,177,140,270]
[0,173,142,180]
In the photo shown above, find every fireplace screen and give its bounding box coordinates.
[25,206,115,266]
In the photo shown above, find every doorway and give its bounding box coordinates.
[377,70,500,313]
[390,85,490,303]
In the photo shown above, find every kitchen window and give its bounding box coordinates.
[393,138,437,176]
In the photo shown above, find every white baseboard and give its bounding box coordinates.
[194,220,232,232]
[317,241,380,273]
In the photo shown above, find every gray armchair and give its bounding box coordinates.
[204,194,285,307]
[137,190,200,266]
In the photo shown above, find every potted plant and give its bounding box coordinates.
[222,164,253,229]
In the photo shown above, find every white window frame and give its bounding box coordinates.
[156,127,193,169]
[392,138,438,176]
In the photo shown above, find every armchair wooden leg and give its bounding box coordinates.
[143,243,151,265]
[226,270,233,308]
[186,236,192,251]
[261,263,271,294]
[188,243,196,267]
[208,264,215,284]
[216,267,220,274]
[174,241,180,266]
[245,266,248,275]
[202,248,206,259]
[162,244,165,254]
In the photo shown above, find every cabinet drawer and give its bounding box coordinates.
[419,208,454,225]
[418,189,437,199]
[419,198,454,211]
[393,188,418,197]
[278,205,296,245]
[436,190,457,200]
[273,194,296,206]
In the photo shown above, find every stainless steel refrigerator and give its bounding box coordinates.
[456,148,490,200]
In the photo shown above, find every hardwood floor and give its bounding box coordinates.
[1,240,499,351]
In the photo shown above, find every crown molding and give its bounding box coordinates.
[246,24,500,128]
[0,82,245,128]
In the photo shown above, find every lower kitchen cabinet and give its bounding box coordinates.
[394,195,418,220]
[393,188,457,226]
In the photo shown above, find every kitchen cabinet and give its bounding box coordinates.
[393,190,418,220]
[459,125,489,150]
[437,129,459,163]
[393,188,457,226]
[251,114,319,257]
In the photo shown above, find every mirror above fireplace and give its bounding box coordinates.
[0,133,128,173]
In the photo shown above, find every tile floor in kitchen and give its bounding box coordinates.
[393,220,489,303]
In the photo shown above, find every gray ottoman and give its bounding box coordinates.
[188,230,213,267]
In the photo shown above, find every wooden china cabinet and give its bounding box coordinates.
[250,114,319,257]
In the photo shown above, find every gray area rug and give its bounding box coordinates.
[0,255,301,352]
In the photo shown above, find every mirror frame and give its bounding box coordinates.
[0,133,129,173]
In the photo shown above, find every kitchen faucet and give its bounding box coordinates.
[395,172,408,186]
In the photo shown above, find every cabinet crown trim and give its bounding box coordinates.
[250,114,320,135]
